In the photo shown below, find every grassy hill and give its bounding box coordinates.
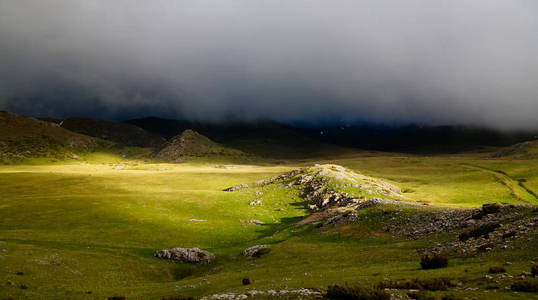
[0,111,112,164]
[61,117,165,148]
[154,129,246,163]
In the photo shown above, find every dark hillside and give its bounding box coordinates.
[128,117,538,154]
[0,111,110,163]
[126,118,339,158]
[302,124,538,153]
[62,117,165,148]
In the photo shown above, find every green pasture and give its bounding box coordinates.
[0,151,537,299]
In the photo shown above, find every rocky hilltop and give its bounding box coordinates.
[154,129,243,162]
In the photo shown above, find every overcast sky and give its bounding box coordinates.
[1,0,537,129]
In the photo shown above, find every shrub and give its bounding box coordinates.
[471,211,484,220]
[242,278,251,285]
[163,296,196,300]
[326,284,390,300]
[481,203,502,214]
[459,223,500,241]
[472,203,502,219]
[107,297,126,300]
[488,266,506,274]
[407,290,435,300]
[502,231,516,239]
[477,243,494,252]
[441,295,463,300]
[420,278,452,291]
[532,264,538,277]
[485,285,499,290]
[511,279,538,292]
[421,253,448,269]
[376,278,451,291]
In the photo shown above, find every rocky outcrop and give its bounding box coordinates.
[153,247,215,264]
[224,164,405,212]
[242,245,271,258]
[223,168,308,192]
[223,164,537,255]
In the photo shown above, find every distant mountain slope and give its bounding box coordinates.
[126,117,341,158]
[0,111,110,163]
[488,140,538,159]
[154,129,244,162]
[304,124,538,153]
[61,117,165,148]
[124,117,194,140]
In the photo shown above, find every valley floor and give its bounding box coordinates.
[0,152,537,299]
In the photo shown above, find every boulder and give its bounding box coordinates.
[242,245,271,258]
[154,247,215,264]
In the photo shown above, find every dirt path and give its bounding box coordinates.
[462,164,537,203]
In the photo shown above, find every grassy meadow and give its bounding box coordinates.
[0,150,537,299]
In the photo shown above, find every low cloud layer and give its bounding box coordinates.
[1,0,538,129]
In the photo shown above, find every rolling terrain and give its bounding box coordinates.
[0,112,537,299]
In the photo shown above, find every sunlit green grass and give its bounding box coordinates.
[0,151,537,299]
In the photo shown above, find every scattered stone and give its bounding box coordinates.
[242,245,271,258]
[188,219,207,222]
[154,248,215,264]
[112,164,130,170]
[224,183,250,192]
[250,219,265,225]
[200,288,323,300]
[215,165,239,169]
[248,200,262,206]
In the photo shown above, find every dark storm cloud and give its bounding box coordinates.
[1,0,538,129]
